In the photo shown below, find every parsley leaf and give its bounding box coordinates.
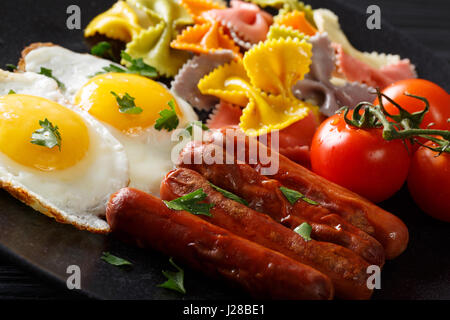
[210,183,248,206]
[294,222,313,241]
[154,100,179,132]
[91,41,113,58]
[280,186,319,206]
[39,67,65,90]
[101,252,132,267]
[92,51,157,78]
[6,64,17,71]
[164,188,214,217]
[121,51,157,78]
[186,121,209,136]
[111,91,143,114]
[158,258,186,294]
[92,64,127,77]
[30,118,62,151]
[8,89,16,95]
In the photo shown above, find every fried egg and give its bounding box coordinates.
[0,70,129,233]
[22,45,198,195]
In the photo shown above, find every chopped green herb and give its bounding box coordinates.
[158,258,186,294]
[121,51,157,78]
[91,41,113,57]
[186,121,209,136]
[30,118,62,151]
[294,222,313,241]
[92,64,127,77]
[279,186,319,206]
[154,100,179,132]
[8,89,16,95]
[92,51,157,78]
[111,91,143,114]
[101,252,132,267]
[210,183,248,206]
[164,188,214,217]
[6,64,17,71]
[39,67,65,90]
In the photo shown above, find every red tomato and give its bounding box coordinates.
[374,79,450,130]
[407,142,450,222]
[310,114,411,203]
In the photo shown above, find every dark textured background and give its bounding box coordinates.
[0,0,449,299]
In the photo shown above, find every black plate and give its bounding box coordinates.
[0,0,449,300]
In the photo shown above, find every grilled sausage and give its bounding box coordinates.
[200,128,409,259]
[161,169,374,299]
[106,188,334,300]
[179,142,385,266]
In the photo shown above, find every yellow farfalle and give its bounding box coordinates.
[84,0,194,77]
[198,60,250,106]
[85,1,144,42]
[243,38,312,97]
[240,91,313,134]
[274,10,317,36]
[170,21,241,56]
[198,37,318,136]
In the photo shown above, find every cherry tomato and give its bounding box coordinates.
[374,79,450,130]
[310,114,411,203]
[407,142,450,222]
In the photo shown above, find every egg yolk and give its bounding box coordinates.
[74,73,182,135]
[0,95,90,172]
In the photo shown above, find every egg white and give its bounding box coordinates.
[23,45,119,103]
[0,70,129,233]
[0,70,67,104]
[23,45,198,195]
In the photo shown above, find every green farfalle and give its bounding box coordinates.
[125,0,194,76]
[266,24,309,41]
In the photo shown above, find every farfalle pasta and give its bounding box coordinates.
[172,50,236,110]
[273,10,317,36]
[85,0,194,76]
[206,0,273,46]
[199,36,318,135]
[247,0,316,26]
[334,43,417,88]
[84,0,420,127]
[313,8,417,87]
[171,21,241,56]
[85,1,144,42]
[172,0,244,54]
[206,99,319,167]
[267,25,375,116]
[176,0,272,53]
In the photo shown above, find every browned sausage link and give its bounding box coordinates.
[179,142,385,266]
[205,128,409,259]
[161,169,373,300]
[106,188,334,300]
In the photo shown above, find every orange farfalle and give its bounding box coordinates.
[171,21,241,56]
[180,0,226,24]
[275,10,317,36]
